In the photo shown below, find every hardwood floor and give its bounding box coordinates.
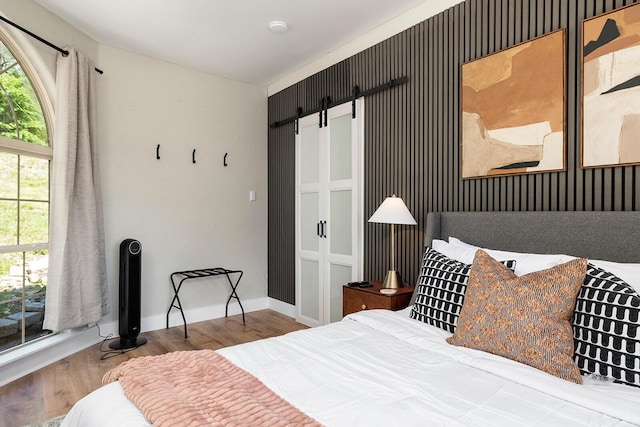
[0,309,307,427]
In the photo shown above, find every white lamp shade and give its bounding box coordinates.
[368,195,417,225]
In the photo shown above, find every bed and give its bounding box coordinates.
[62,211,640,426]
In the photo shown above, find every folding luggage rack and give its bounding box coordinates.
[165,267,244,338]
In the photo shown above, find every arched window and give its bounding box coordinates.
[0,31,53,352]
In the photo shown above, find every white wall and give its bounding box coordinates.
[0,0,268,386]
[97,45,268,329]
[267,0,463,95]
[0,1,269,330]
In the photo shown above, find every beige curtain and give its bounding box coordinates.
[43,48,108,332]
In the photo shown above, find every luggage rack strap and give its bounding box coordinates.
[166,267,244,338]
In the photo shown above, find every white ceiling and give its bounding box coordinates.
[33,0,428,86]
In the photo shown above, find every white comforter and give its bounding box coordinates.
[63,309,640,426]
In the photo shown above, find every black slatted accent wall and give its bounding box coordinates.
[267,85,297,303]
[267,0,640,305]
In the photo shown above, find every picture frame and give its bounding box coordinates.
[461,29,566,179]
[582,3,640,169]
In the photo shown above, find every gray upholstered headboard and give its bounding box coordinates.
[425,211,640,263]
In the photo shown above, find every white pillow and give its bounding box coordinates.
[447,237,575,276]
[430,239,450,253]
[430,239,469,262]
[589,259,640,293]
[433,237,640,297]
[436,238,476,263]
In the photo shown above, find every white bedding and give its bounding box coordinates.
[62,309,640,426]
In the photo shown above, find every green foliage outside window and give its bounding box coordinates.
[0,39,51,350]
[0,44,47,146]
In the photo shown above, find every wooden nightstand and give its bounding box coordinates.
[342,281,415,317]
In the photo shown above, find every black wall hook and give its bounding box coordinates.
[224,153,228,167]
[156,144,160,160]
[192,149,196,164]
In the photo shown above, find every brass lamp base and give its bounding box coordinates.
[383,270,404,289]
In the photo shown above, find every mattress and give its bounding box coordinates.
[62,308,640,426]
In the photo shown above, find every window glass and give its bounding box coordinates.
[0,200,17,245]
[0,252,23,351]
[19,201,48,244]
[20,156,49,201]
[0,151,17,198]
[0,44,48,146]
[0,35,52,352]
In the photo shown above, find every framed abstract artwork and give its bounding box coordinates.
[461,29,566,179]
[582,3,640,168]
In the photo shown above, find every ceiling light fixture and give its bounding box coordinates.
[269,21,288,33]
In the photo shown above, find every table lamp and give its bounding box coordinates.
[368,194,417,289]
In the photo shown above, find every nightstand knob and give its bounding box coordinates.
[361,304,367,310]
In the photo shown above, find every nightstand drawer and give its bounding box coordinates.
[342,282,414,317]
[344,289,389,313]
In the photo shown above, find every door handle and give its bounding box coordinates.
[316,221,327,238]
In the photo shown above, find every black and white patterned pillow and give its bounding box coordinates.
[573,263,640,387]
[410,248,515,333]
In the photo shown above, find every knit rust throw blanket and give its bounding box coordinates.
[103,349,322,427]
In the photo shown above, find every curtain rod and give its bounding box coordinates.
[0,15,104,74]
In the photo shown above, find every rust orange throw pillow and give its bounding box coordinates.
[447,250,587,384]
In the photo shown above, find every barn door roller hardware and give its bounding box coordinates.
[270,76,408,131]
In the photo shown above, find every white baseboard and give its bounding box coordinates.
[0,297,271,388]
[268,298,296,317]
[161,297,269,331]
